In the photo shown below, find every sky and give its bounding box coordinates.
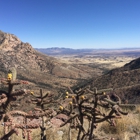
[0,0,140,49]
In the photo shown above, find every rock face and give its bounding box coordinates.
[0,31,21,50]
[0,30,55,72]
[0,30,91,91]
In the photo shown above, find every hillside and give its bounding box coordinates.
[92,57,140,104]
[0,30,91,92]
[1,30,140,104]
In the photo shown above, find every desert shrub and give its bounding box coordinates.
[100,113,140,139]
[134,105,140,114]
[100,117,128,135]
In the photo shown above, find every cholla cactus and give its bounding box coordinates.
[58,86,132,140]
[0,68,53,140]
[0,68,27,115]
[1,109,52,140]
[0,67,135,140]
[29,89,55,140]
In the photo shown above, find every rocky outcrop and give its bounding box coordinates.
[0,30,91,91]
[0,31,21,50]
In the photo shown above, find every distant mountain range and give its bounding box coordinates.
[35,47,95,55]
[35,47,140,56]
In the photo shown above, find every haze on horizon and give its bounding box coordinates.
[0,0,140,49]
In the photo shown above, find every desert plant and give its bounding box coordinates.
[0,67,137,140]
[100,111,140,140]
[0,68,53,140]
[57,86,133,140]
[30,88,57,140]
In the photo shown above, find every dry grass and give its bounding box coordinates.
[99,107,140,140]
[58,55,135,69]
[0,126,41,140]
[134,105,140,114]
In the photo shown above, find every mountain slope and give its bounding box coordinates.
[92,57,140,104]
[0,30,91,92]
[123,57,140,70]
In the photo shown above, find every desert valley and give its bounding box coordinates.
[0,30,140,140]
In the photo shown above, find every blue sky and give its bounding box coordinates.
[0,0,140,49]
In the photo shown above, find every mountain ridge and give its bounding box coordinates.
[35,47,140,56]
[0,30,91,92]
[92,57,140,104]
